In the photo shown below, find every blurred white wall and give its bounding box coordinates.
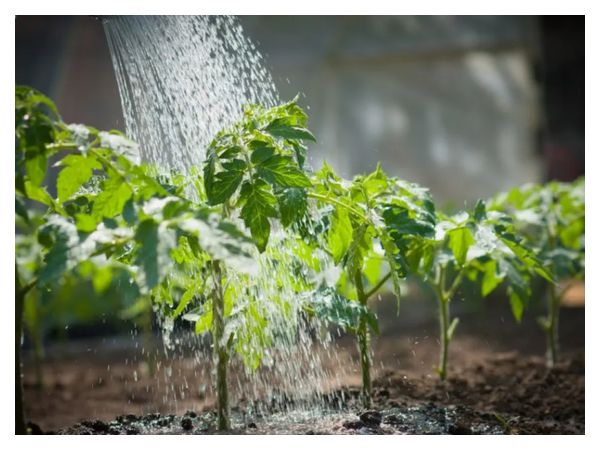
[241,16,543,205]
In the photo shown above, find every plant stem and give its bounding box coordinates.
[354,271,372,408]
[364,272,392,299]
[307,192,368,222]
[545,283,561,368]
[31,325,44,390]
[437,292,450,381]
[211,261,230,431]
[15,266,27,435]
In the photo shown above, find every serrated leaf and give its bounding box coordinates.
[310,287,378,334]
[204,158,246,205]
[239,180,278,252]
[328,206,353,264]
[264,118,316,142]
[256,155,311,188]
[277,187,307,227]
[93,173,133,219]
[249,142,275,164]
[57,154,101,202]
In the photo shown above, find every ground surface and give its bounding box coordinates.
[22,295,585,435]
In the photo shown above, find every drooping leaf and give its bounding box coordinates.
[327,206,353,264]
[277,187,307,227]
[134,219,176,292]
[205,159,246,205]
[239,180,278,252]
[481,260,503,297]
[25,152,47,187]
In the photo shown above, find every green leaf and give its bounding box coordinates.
[473,199,487,222]
[123,199,137,225]
[25,152,47,186]
[92,266,113,293]
[256,155,311,188]
[310,287,378,334]
[194,309,213,335]
[75,213,99,233]
[93,172,133,219]
[37,216,79,286]
[481,260,503,297]
[509,288,525,322]
[206,159,246,205]
[264,118,316,142]
[57,154,101,202]
[239,180,278,252]
[16,198,29,224]
[173,288,195,317]
[447,226,475,266]
[24,181,54,207]
[249,142,275,164]
[327,206,353,264]
[134,219,176,291]
[277,187,307,228]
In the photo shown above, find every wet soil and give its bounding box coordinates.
[22,299,585,434]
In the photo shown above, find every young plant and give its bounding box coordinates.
[399,200,553,380]
[306,164,436,407]
[196,97,316,429]
[488,179,584,367]
[15,87,255,433]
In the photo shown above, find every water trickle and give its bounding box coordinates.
[104,16,279,173]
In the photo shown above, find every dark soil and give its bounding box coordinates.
[22,297,585,435]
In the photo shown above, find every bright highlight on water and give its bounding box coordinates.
[104,16,279,173]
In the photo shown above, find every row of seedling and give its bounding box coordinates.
[15,86,584,433]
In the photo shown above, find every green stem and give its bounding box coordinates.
[437,292,450,381]
[31,326,44,390]
[365,272,392,299]
[15,266,27,435]
[307,192,368,222]
[211,261,230,431]
[354,271,372,408]
[546,283,561,368]
[433,265,463,382]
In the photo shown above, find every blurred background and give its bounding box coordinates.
[16,16,584,204]
[15,16,585,429]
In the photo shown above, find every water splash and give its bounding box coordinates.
[103,15,353,417]
[104,16,279,173]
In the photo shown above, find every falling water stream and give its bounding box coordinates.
[102,15,353,427]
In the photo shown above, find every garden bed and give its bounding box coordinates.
[23,302,585,435]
